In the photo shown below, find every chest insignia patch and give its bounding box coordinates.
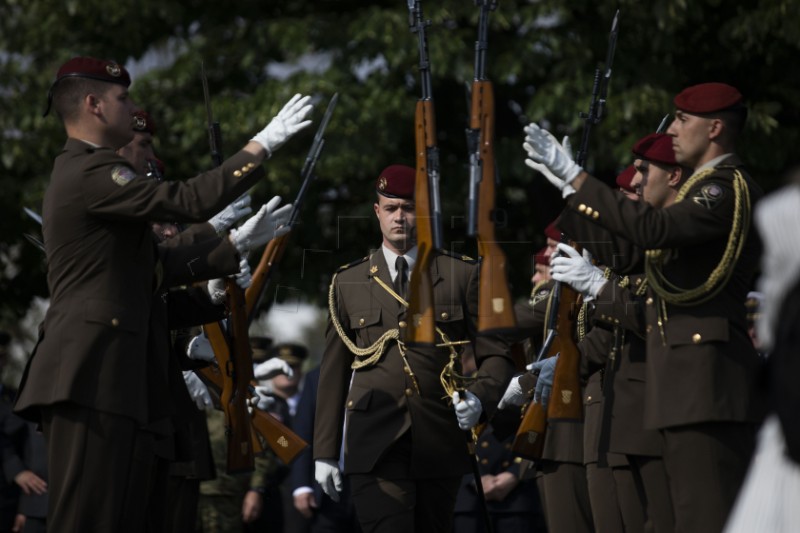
[531,288,550,306]
[692,183,724,209]
[369,265,379,275]
[111,165,137,187]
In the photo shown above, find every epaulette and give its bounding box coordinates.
[335,255,369,273]
[440,249,478,264]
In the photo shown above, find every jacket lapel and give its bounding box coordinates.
[368,251,404,315]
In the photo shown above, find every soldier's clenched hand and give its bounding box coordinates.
[453,391,483,430]
[550,243,607,299]
[254,358,294,381]
[498,375,526,409]
[314,459,343,502]
[252,93,313,157]
[186,335,215,363]
[183,371,213,410]
[527,354,559,406]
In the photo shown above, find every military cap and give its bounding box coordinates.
[44,56,131,116]
[249,336,274,364]
[632,133,677,167]
[544,220,561,242]
[615,164,637,193]
[534,246,550,267]
[673,82,744,114]
[375,165,415,199]
[132,110,156,136]
[267,342,309,367]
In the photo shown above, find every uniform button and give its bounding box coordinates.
[481,441,489,448]
[646,325,653,333]
[404,366,411,375]
[440,312,449,320]
[592,211,600,219]
[692,333,702,344]
[646,297,654,305]
[502,461,510,468]
[514,457,522,464]
[233,170,242,177]
[480,458,489,465]
[241,166,249,173]
[578,204,587,212]
[111,318,120,327]
[399,321,407,328]
[587,396,592,401]
[347,400,354,408]
[614,318,620,324]
[359,318,365,326]
[404,388,413,397]
[585,207,593,216]
[247,162,256,169]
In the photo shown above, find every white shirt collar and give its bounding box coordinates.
[695,153,733,174]
[381,244,418,281]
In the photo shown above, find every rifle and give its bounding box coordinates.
[244,93,339,320]
[466,0,516,335]
[197,364,308,465]
[200,62,255,473]
[406,0,443,345]
[655,113,670,134]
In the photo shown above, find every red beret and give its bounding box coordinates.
[544,220,561,242]
[632,133,677,166]
[615,164,637,192]
[376,165,415,199]
[673,82,743,114]
[132,110,156,136]
[45,56,131,116]
[534,246,550,267]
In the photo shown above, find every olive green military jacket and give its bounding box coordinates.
[15,138,263,425]
[314,250,515,478]
[561,155,764,429]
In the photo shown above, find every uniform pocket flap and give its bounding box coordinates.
[434,305,463,323]
[346,387,373,411]
[349,309,381,329]
[665,315,729,347]
[85,298,140,333]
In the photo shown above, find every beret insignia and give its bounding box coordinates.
[377,177,387,191]
[692,182,725,209]
[111,165,137,186]
[106,62,122,77]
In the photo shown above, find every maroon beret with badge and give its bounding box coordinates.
[544,220,561,242]
[632,133,677,166]
[132,110,156,136]
[673,82,743,114]
[45,56,131,116]
[534,246,550,267]
[615,164,637,193]
[375,165,415,199]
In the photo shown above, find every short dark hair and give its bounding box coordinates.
[52,77,114,124]
[713,107,748,139]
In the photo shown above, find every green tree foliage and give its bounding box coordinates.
[1,0,799,329]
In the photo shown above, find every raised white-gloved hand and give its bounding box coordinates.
[183,371,213,410]
[229,196,293,255]
[314,459,343,502]
[524,134,577,198]
[527,354,559,406]
[235,257,252,290]
[207,278,226,305]
[452,391,483,430]
[252,94,314,157]
[254,358,294,381]
[523,123,583,192]
[209,194,252,233]
[550,242,607,300]
[497,375,526,409]
[186,334,216,363]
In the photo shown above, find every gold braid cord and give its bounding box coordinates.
[645,167,751,306]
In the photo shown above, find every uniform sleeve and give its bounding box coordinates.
[157,236,240,289]
[567,174,735,249]
[592,275,647,337]
[82,149,264,224]
[558,208,645,274]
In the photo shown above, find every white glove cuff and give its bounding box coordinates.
[229,227,248,255]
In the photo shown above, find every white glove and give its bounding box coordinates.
[186,334,216,363]
[452,391,483,430]
[183,371,213,410]
[550,242,607,300]
[252,93,314,157]
[235,257,252,290]
[314,459,343,502]
[254,358,294,381]
[207,278,226,305]
[524,135,577,198]
[527,354,559,406]
[497,375,526,409]
[250,385,276,412]
[209,194,252,233]
[229,196,293,255]
[523,123,583,191]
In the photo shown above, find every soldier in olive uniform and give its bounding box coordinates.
[313,165,515,533]
[13,56,313,531]
[525,82,764,532]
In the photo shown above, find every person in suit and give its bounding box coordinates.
[13,56,313,531]
[525,82,764,532]
[313,164,516,532]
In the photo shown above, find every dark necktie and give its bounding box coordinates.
[394,256,408,300]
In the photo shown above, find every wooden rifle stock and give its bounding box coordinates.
[511,398,548,460]
[406,100,437,345]
[244,232,289,320]
[198,365,308,465]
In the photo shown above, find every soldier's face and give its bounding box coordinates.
[532,263,550,284]
[97,84,137,149]
[633,158,678,209]
[667,110,712,168]
[374,195,416,254]
[117,131,155,174]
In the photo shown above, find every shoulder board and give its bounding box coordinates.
[336,256,369,273]
[439,249,478,264]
